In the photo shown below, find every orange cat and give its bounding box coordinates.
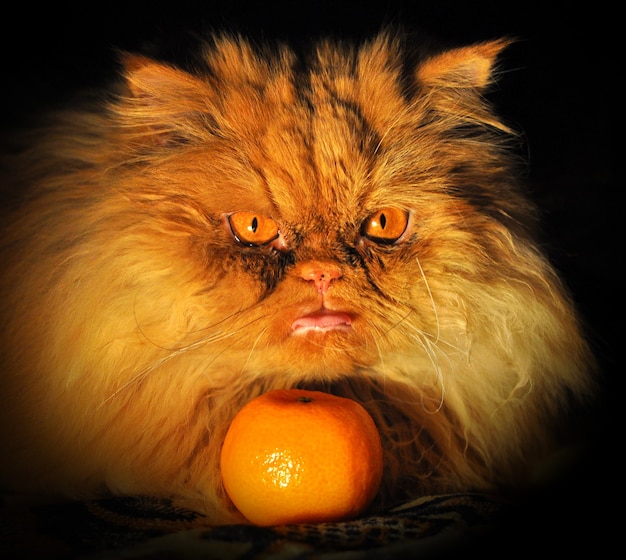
[0,31,596,524]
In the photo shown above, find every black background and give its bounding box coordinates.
[1,1,618,554]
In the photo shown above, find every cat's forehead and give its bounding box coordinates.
[190,35,419,220]
[240,87,414,224]
[254,98,376,220]
[157,33,512,223]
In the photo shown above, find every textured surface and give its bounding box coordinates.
[1,493,509,558]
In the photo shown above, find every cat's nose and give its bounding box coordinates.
[299,261,342,294]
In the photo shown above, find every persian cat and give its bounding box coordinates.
[0,31,596,524]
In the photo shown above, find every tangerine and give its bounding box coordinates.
[220,388,384,526]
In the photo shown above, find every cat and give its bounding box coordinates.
[0,30,597,525]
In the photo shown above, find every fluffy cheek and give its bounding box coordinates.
[210,274,266,315]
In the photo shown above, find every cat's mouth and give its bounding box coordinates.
[291,309,353,335]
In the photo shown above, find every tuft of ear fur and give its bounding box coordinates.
[416,39,512,90]
[414,39,513,134]
[114,54,218,146]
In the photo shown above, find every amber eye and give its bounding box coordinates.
[227,211,280,246]
[361,207,409,244]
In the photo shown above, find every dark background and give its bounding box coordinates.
[1,0,618,553]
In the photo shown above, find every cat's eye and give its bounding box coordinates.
[227,211,280,246]
[361,208,409,244]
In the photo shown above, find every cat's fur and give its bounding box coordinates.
[0,31,596,524]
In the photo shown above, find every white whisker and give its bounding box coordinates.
[419,334,446,413]
[97,331,232,409]
[239,325,271,374]
[98,312,269,408]
[415,255,440,344]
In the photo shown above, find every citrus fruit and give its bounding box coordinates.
[220,388,384,526]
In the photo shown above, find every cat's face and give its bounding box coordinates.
[152,139,430,379]
[101,35,527,385]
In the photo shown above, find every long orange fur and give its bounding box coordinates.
[0,32,596,523]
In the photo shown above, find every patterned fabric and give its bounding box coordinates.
[1,493,509,558]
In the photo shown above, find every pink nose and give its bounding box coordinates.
[299,262,342,294]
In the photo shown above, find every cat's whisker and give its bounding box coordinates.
[239,325,271,374]
[373,300,462,360]
[97,335,214,409]
[99,311,268,408]
[419,334,446,413]
[368,325,387,375]
[384,327,445,411]
[132,302,259,352]
[414,255,440,344]
[404,321,468,358]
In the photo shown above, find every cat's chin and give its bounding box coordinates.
[256,321,373,377]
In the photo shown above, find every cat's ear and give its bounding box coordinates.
[114,54,218,146]
[414,39,513,132]
[416,39,512,91]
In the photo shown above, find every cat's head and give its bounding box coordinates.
[97,33,546,385]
